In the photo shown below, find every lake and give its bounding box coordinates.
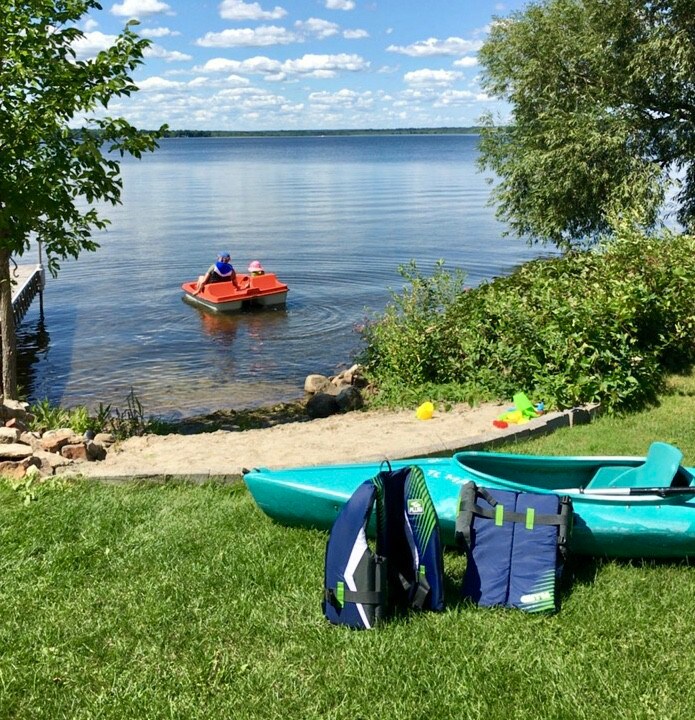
[17,134,550,418]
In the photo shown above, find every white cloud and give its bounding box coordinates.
[387,36,483,57]
[83,19,99,31]
[433,89,482,106]
[72,31,118,59]
[144,44,192,62]
[309,89,373,109]
[196,25,297,47]
[283,53,368,77]
[219,1,287,21]
[453,56,478,68]
[197,53,368,80]
[110,0,172,18]
[137,76,184,92]
[295,18,339,39]
[325,0,355,9]
[140,26,181,38]
[343,29,368,39]
[404,69,462,86]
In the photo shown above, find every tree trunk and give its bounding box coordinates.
[0,248,17,400]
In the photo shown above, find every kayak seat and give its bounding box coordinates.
[585,465,635,489]
[586,442,684,490]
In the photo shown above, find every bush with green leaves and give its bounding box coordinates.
[359,229,695,411]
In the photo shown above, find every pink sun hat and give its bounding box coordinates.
[247,260,264,273]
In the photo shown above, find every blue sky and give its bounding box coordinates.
[75,0,528,130]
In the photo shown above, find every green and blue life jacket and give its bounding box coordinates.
[456,482,572,613]
[323,465,445,629]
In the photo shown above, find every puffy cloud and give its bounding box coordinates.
[196,25,297,47]
[197,53,368,79]
[198,56,282,76]
[295,18,340,39]
[308,89,373,109]
[219,1,287,21]
[282,53,368,77]
[137,76,184,92]
[433,89,484,106]
[83,19,99,31]
[110,0,172,18]
[387,36,483,57]
[143,44,192,62]
[140,26,181,38]
[343,28,368,39]
[72,30,118,59]
[453,56,478,68]
[325,0,355,9]
[403,69,462,86]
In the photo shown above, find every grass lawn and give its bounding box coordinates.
[2,374,695,719]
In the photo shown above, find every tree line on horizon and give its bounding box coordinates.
[159,127,483,138]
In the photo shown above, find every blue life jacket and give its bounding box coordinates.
[456,482,572,613]
[323,465,445,629]
[213,261,234,278]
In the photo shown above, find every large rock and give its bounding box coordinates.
[0,443,34,460]
[304,374,332,394]
[86,441,107,461]
[60,443,88,461]
[306,393,339,419]
[0,427,21,444]
[0,400,31,423]
[41,428,80,453]
[336,386,364,413]
[33,450,74,474]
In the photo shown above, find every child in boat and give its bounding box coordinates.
[193,252,240,295]
[247,260,265,276]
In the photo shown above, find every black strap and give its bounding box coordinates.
[466,502,568,527]
[455,482,477,551]
[324,587,386,608]
[411,575,431,610]
[397,571,431,611]
[455,482,573,552]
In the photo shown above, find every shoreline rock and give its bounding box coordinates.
[0,400,114,480]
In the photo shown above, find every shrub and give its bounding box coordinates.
[359,230,695,411]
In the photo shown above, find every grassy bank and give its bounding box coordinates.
[2,374,695,719]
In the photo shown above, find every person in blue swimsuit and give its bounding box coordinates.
[193,252,240,294]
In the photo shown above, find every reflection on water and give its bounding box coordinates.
[195,307,240,343]
[17,135,553,416]
[16,311,50,399]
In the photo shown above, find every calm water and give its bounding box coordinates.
[17,135,549,418]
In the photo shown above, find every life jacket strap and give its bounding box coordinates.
[324,587,386,609]
[398,568,432,610]
[456,482,571,553]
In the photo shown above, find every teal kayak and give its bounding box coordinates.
[243,442,695,558]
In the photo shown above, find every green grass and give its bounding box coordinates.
[3,376,695,719]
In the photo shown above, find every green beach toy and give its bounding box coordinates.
[512,392,539,419]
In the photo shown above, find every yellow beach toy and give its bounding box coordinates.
[416,401,434,420]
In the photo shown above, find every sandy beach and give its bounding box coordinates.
[77,401,510,479]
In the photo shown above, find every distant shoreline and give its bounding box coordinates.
[160,127,482,139]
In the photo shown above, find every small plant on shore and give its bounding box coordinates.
[29,399,97,435]
[106,389,171,439]
[28,391,168,440]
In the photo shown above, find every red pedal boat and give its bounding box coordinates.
[181,273,289,313]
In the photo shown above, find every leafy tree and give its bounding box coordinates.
[0,1,164,398]
[477,0,695,249]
